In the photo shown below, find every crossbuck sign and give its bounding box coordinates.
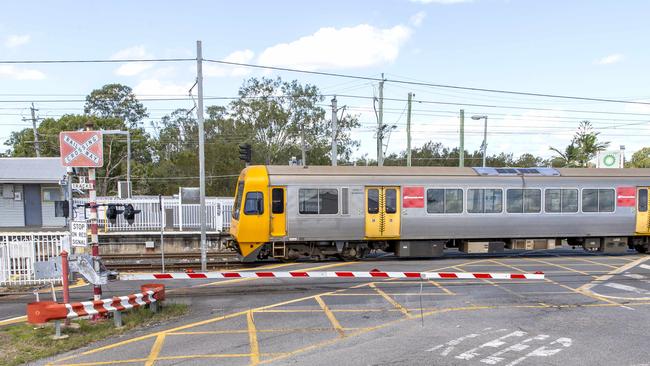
[59,131,104,167]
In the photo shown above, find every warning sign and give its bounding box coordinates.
[71,220,88,247]
[617,186,636,207]
[59,131,103,167]
[403,186,425,208]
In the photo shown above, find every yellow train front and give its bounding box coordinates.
[230,165,650,261]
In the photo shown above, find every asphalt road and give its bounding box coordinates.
[7,251,650,366]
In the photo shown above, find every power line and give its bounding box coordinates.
[0,58,193,64]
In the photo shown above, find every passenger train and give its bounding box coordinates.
[228,165,650,261]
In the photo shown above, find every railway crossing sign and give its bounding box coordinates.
[59,131,104,167]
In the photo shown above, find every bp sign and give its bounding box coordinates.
[597,151,622,168]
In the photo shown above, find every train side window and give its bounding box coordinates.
[319,189,338,214]
[639,189,648,212]
[545,189,562,213]
[598,189,615,212]
[385,189,397,214]
[562,189,578,213]
[507,189,523,213]
[485,189,503,213]
[271,188,284,214]
[244,192,264,215]
[341,188,349,215]
[582,189,598,212]
[523,189,541,213]
[368,189,379,214]
[299,189,319,214]
[426,189,444,213]
[445,189,463,213]
[467,189,484,213]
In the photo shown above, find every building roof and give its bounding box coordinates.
[0,157,67,183]
[265,165,650,178]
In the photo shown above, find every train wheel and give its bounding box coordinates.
[634,245,648,254]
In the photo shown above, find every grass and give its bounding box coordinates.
[0,303,188,366]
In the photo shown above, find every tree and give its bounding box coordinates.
[628,147,650,168]
[84,84,148,128]
[550,121,609,167]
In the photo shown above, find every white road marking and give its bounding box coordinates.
[640,264,650,271]
[504,337,572,366]
[604,282,650,295]
[456,331,527,360]
[426,328,508,356]
[624,273,646,280]
[480,335,549,365]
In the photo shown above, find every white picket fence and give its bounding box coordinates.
[0,232,67,287]
[74,196,234,233]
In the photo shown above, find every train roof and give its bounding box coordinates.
[265,165,650,178]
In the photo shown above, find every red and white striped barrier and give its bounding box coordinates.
[119,271,545,281]
[27,284,165,325]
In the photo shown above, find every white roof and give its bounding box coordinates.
[0,157,67,183]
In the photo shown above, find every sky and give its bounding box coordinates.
[1,0,650,163]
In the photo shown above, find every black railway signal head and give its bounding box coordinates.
[123,204,141,225]
[238,143,252,163]
[106,204,123,225]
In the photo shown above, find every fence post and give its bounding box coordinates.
[178,197,183,232]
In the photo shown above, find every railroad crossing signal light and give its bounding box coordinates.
[238,143,252,163]
[123,204,141,225]
[106,204,123,225]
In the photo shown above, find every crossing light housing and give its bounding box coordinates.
[238,143,252,163]
[106,204,124,225]
[123,204,141,225]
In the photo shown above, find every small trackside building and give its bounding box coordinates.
[0,157,67,229]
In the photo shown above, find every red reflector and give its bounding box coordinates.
[511,274,526,279]
[335,272,354,277]
[290,272,309,277]
[154,274,173,279]
[256,272,275,277]
[370,272,389,277]
[474,273,492,279]
[223,273,242,278]
[188,273,207,279]
[405,272,421,278]
[439,273,458,278]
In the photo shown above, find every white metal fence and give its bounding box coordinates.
[0,232,67,287]
[74,196,234,233]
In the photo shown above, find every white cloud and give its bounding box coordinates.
[410,11,427,27]
[595,53,624,65]
[204,49,255,77]
[5,34,30,48]
[257,24,412,71]
[111,45,154,76]
[0,65,45,80]
[133,79,193,98]
[409,0,472,4]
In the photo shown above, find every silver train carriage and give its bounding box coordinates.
[228,165,650,261]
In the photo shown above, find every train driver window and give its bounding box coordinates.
[368,189,379,214]
[639,189,648,212]
[271,188,284,214]
[244,192,264,215]
[385,189,397,214]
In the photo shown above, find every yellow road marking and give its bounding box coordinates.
[368,282,412,318]
[427,280,455,295]
[315,295,345,337]
[168,327,365,335]
[247,310,260,365]
[189,262,300,289]
[144,333,166,366]
[0,315,27,327]
[577,255,650,300]
[569,257,619,269]
[521,257,595,277]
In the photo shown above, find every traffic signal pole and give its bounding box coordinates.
[85,121,102,301]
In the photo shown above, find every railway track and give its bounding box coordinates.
[102,252,255,271]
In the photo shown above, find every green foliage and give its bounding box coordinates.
[0,303,187,366]
[84,84,148,128]
[628,147,650,168]
[550,121,609,167]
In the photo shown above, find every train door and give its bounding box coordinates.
[364,186,400,239]
[270,187,286,237]
[636,187,650,234]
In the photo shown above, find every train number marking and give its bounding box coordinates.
[427,328,572,365]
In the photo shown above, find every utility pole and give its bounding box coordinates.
[331,96,338,166]
[24,103,41,157]
[377,73,385,166]
[406,92,413,167]
[459,109,465,167]
[300,124,307,166]
[196,40,207,272]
